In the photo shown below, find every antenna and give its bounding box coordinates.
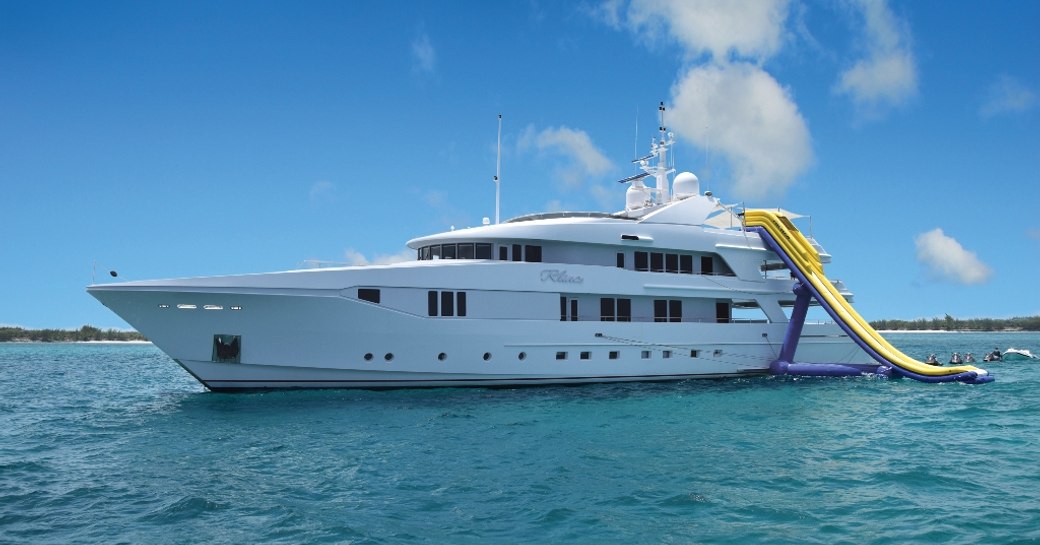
[633,105,639,173]
[495,114,502,224]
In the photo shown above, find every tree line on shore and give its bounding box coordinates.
[0,325,147,342]
[2,315,1037,342]
[869,315,1040,332]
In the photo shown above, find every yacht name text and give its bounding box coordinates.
[540,269,584,284]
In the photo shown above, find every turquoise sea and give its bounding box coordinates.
[2,332,1039,544]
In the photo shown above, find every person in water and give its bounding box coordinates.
[925,354,940,365]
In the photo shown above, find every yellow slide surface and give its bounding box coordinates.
[744,209,983,378]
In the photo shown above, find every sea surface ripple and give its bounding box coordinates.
[2,333,1039,544]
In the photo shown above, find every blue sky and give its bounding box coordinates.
[2,0,1038,329]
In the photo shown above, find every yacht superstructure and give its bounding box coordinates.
[88,107,991,389]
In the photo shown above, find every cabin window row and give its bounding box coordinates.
[417,243,544,263]
[625,251,716,274]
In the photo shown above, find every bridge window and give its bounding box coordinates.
[457,243,475,260]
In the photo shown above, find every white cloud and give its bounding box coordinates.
[343,248,415,266]
[668,63,812,199]
[834,0,917,113]
[519,125,613,188]
[622,0,790,61]
[914,228,992,285]
[309,180,336,203]
[980,75,1037,119]
[411,31,436,76]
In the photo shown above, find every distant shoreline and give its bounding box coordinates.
[876,329,1036,334]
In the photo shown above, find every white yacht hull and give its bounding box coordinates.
[90,279,869,391]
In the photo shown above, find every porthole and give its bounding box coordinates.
[641,350,651,359]
[364,353,373,361]
[483,352,492,361]
[580,351,591,360]
[518,352,527,361]
[438,352,447,361]
[384,353,394,362]
[609,351,619,360]
[663,350,672,359]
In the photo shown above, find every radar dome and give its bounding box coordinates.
[673,171,700,198]
[626,183,651,211]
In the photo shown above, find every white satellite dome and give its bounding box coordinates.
[673,171,700,198]
[626,182,651,211]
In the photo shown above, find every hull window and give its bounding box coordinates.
[358,288,380,304]
[429,291,467,317]
[212,334,241,363]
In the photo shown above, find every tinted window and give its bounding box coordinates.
[441,244,457,259]
[618,298,631,322]
[428,291,438,316]
[525,245,542,262]
[669,300,682,322]
[651,252,664,272]
[512,244,522,261]
[635,251,648,272]
[701,256,714,275]
[476,243,492,259]
[680,255,693,274]
[358,288,380,304]
[430,245,441,259]
[422,246,432,261]
[441,291,454,317]
[616,252,625,268]
[654,299,667,322]
[666,253,678,273]
[600,298,615,322]
[457,291,467,317]
[457,243,475,259]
